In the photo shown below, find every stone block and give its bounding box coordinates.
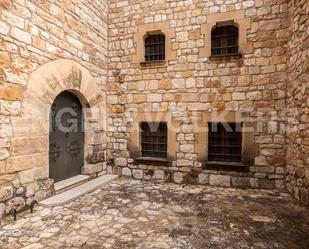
[32,36,46,50]
[5,197,25,213]
[133,94,146,103]
[18,167,48,184]
[6,153,48,174]
[11,137,48,156]
[112,105,124,113]
[250,178,259,188]
[82,163,103,175]
[0,183,13,202]
[132,169,143,179]
[179,144,194,153]
[10,27,32,44]
[112,166,122,175]
[255,156,268,166]
[176,31,188,42]
[0,148,9,160]
[0,52,10,68]
[172,78,185,89]
[114,158,127,167]
[154,170,164,180]
[147,94,161,103]
[0,83,23,101]
[159,79,171,90]
[122,167,132,177]
[210,175,231,187]
[198,174,209,185]
[177,159,193,167]
[232,177,250,187]
[174,172,183,184]
[259,179,275,189]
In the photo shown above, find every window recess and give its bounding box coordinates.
[140,122,167,159]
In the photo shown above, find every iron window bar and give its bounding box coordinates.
[208,123,242,162]
[145,34,165,62]
[211,25,239,56]
[141,122,167,158]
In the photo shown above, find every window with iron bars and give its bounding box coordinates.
[144,34,165,62]
[211,25,239,56]
[140,122,167,159]
[208,123,242,162]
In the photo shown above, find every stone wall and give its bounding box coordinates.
[286,0,309,206]
[107,0,290,189]
[0,0,108,218]
[0,0,308,218]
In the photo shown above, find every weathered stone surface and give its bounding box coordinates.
[6,153,48,174]
[10,137,48,156]
[18,167,48,184]
[286,0,309,206]
[0,52,10,67]
[198,174,209,185]
[132,169,143,179]
[10,27,31,44]
[210,175,231,187]
[0,83,23,101]
[122,167,131,177]
[0,0,12,9]
[114,158,127,167]
[5,197,25,213]
[0,184,13,202]
[174,172,183,184]
[154,170,164,180]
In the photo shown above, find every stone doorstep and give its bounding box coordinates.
[39,175,118,208]
[54,175,91,194]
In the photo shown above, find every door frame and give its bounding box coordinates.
[16,59,106,187]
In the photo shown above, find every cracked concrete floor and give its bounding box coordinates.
[0,178,309,249]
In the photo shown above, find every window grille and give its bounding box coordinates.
[144,34,165,62]
[211,25,239,56]
[208,123,242,162]
[141,122,167,158]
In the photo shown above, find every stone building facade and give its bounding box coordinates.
[0,0,308,218]
[0,0,109,217]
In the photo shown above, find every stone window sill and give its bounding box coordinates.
[140,60,167,68]
[203,161,248,172]
[209,53,242,62]
[135,157,168,166]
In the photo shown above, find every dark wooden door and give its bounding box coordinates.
[49,91,84,183]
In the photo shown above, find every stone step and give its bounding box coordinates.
[54,175,91,194]
[39,175,118,207]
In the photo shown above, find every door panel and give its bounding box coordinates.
[49,91,84,183]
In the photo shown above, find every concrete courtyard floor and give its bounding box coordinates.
[0,178,309,249]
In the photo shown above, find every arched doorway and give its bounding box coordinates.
[49,91,84,183]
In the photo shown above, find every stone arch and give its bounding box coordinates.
[11,59,106,185]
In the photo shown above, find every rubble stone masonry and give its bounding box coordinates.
[107,0,290,191]
[0,0,309,218]
[286,0,309,206]
[0,0,108,218]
